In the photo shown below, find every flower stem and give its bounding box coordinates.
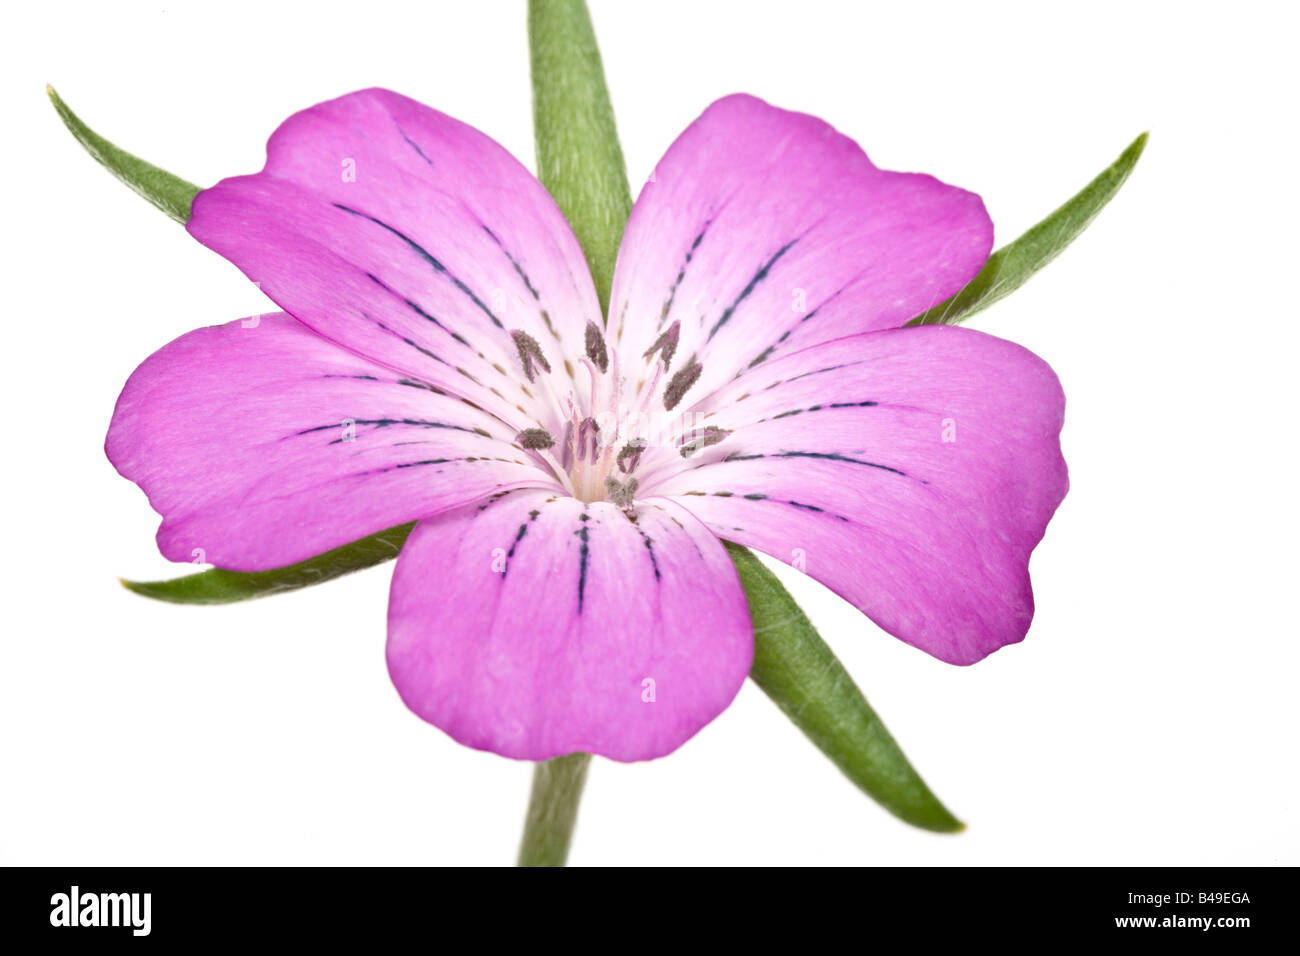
[519,0,631,867]
[517,753,592,866]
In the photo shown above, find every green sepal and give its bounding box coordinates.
[121,523,415,605]
[728,543,964,832]
[527,0,633,316]
[909,131,1147,326]
[48,85,200,224]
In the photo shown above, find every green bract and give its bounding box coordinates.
[909,132,1147,326]
[528,0,632,315]
[47,86,199,224]
[122,524,415,604]
[729,544,963,832]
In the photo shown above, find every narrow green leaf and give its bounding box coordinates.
[47,85,200,224]
[909,131,1147,326]
[528,0,633,315]
[122,523,414,605]
[727,543,964,832]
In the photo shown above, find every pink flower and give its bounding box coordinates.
[106,90,1067,762]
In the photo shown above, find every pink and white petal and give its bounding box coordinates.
[187,88,601,433]
[645,326,1068,666]
[386,488,753,761]
[610,94,992,408]
[107,314,559,571]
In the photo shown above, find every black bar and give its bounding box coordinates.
[0,866,1289,943]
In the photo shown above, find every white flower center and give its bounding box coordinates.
[510,320,724,505]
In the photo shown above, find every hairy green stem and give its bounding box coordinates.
[518,0,633,867]
[517,753,593,866]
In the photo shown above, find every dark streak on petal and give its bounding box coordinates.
[770,450,908,476]
[706,239,797,342]
[758,399,878,423]
[481,225,541,301]
[787,499,850,521]
[783,361,862,385]
[353,454,528,477]
[367,313,448,367]
[637,526,661,581]
[659,219,712,325]
[681,489,851,522]
[395,122,434,166]
[719,449,910,478]
[503,505,546,577]
[477,489,516,512]
[365,273,471,347]
[292,417,482,443]
[575,512,592,613]
[333,203,504,329]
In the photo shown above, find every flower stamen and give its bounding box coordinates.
[643,320,680,368]
[663,357,702,411]
[511,329,552,382]
[679,425,731,457]
[617,438,648,473]
[585,320,609,374]
[516,427,556,450]
[604,475,638,509]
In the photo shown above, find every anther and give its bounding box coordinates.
[679,426,731,457]
[516,427,556,450]
[510,329,552,382]
[605,476,638,509]
[616,438,648,474]
[643,320,680,368]
[663,358,702,411]
[584,321,609,374]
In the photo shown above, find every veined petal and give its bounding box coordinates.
[106,315,559,571]
[646,326,1067,665]
[386,488,753,761]
[187,88,602,434]
[609,94,992,407]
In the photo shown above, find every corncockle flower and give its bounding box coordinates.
[106,89,1066,762]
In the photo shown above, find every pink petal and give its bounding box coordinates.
[609,94,993,406]
[106,315,558,571]
[645,326,1068,665]
[387,488,753,761]
[187,88,601,433]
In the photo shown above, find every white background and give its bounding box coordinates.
[2,0,1296,866]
